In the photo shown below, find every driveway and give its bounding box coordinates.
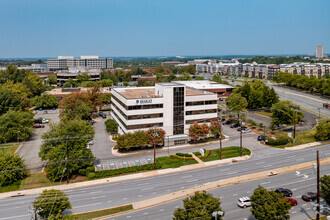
[17,112,60,173]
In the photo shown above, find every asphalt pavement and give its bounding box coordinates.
[2,144,329,220]
[111,165,330,220]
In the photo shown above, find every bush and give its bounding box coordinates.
[86,166,95,173]
[0,153,29,186]
[176,153,192,157]
[78,169,87,176]
[105,119,118,133]
[266,133,292,146]
[259,123,264,128]
[315,122,330,141]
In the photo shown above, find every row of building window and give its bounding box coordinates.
[186,100,217,106]
[186,118,218,125]
[113,103,163,120]
[186,109,217,115]
[112,95,164,110]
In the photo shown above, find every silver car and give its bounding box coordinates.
[242,128,251,133]
[237,197,251,208]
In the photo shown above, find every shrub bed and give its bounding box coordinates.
[266,132,292,146]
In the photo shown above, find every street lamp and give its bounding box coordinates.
[217,115,223,160]
[212,211,224,220]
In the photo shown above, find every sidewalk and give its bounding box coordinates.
[285,141,329,150]
[0,154,249,199]
[96,157,330,220]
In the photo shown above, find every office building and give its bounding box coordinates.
[111,82,218,145]
[47,56,113,70]
[316,45,324,59]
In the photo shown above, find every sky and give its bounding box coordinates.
[0,0,329,58]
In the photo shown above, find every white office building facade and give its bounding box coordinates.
[111,82,218,145]
[48,56,113,70]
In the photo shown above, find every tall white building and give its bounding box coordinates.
[316,45,324,59]
[111,82,218,145]
[47,56,113,70]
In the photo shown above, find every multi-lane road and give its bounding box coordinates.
[1,144,329,220]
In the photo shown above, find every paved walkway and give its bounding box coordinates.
[285,141,329,150]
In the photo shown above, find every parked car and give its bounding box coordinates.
[237,197,251,208]
[257,135,267,141]
[33,123,45,128]
[301,192,317,201]
[275,188,292,197]
[230,123,239,128]
[43,110,48,114]
[241,128,251,133]
[101,114,106,118]
[237,126,247,131]
[42,119,49,124]
[88,120,96,125]
[222,120,231,125]
[314,202,330,215]
[285,198,297,206]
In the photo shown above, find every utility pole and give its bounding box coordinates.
[218,114,222,160]
[316,150,320,220]
[167,136,170,156]
[66,135,69,184]
[240,113,242,157]
[293,108,297,145]
[153,126,156,170]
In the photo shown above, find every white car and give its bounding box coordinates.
[237,197,251,208]
[42,119,49,124]
[242,128,251,133]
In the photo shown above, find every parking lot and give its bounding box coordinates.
[95,158,154,171]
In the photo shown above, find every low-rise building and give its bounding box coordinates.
[111,82,218,145]
[48,56,113,70]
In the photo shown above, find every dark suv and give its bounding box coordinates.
[275,188,292,197]
[222,120,231,125]
[230,123,239,128]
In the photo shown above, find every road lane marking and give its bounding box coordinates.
[227,172,238,175]
[107,200,112,203]
[181,175,193,179]
[292,211,297,214]
[75,202,101,208]
[186,179,199,183]
[292,188,297,191]
[233,194,238,196]
[138,195,142,197]
[0,214,30,220]
[91,196,106,199]
[141,187,154,191]
[261,181,270,185]
[264,165,273,168]
[126,216,132,218]
[88,191,103,194]
[143,212,149,215]
[287,155,295,158]
[159,209,164,212]
[123,198,127,200]
[274,89,324,103]
[256,162,265,165]
[302,204,307,206]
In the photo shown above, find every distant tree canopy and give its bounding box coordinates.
[238,56,320,65]
[234,80,279,109]
[32,94,58,109]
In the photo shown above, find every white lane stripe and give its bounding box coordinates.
[0,214,30,220]
[91,196,106,199]
[186,179,199,183]
[75,202,101,208]
[228,172,238,175]
[141,187,154,191]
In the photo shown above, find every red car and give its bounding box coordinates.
[302,192,317,201]
[33,123,45,128]
[285,198,298,206]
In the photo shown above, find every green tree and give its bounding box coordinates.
[173,191,224,220]
[32,94,58,109]
[212,75,222,83]
[251,186,291,220]
[105,119,117,133]
[22,71,45,96]
[40,120,95,181]
[47,75,57,85]
[63,78,78,88]
[226,93,248,116]
[0,153,29,186]
[179,72,192,81]
[188,122,210,141]
[271,101,304,126]
[320,175,330,205]
[0,87,30,115]
[0,110,34,143]
[33,189,71,219]
[314,122,330,141]
[76,72,91,82]
[100,79,113,87]
[194,76,204,80]
[102,93,112,104]
[79,81,98,87]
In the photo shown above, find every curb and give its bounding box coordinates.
[14,143,23,155]
[0,154,250,199]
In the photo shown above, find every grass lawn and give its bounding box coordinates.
[0,143,18,155]
[73,204,133,220]
[156,155,197,169]
[194,147,251,162]
[254,111,272,118]
[19,173,55,190]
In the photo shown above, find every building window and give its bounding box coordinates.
[174,140,186,145]
[173,87,184,135]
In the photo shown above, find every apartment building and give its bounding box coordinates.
[196,62,239,74]
[111,82,218,145]
[316,45,324,59]
[48,56,113,70]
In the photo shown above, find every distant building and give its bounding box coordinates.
[48,56,113,70]
[161,61,184,66]
[56,68,101,85]
[0,64,48,73]
[141,67,155,73]
[45,87,111,100]
[316,45,324,59]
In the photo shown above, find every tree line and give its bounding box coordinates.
[273,71,330,96]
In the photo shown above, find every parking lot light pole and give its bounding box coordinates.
[217,115,222,160]
[316,150,320,220]
[240,113,242,157]
[293,107,297,145]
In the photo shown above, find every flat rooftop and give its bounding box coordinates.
[45,87,111,95]
[114,86,207,99]
[175,80,235,89]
